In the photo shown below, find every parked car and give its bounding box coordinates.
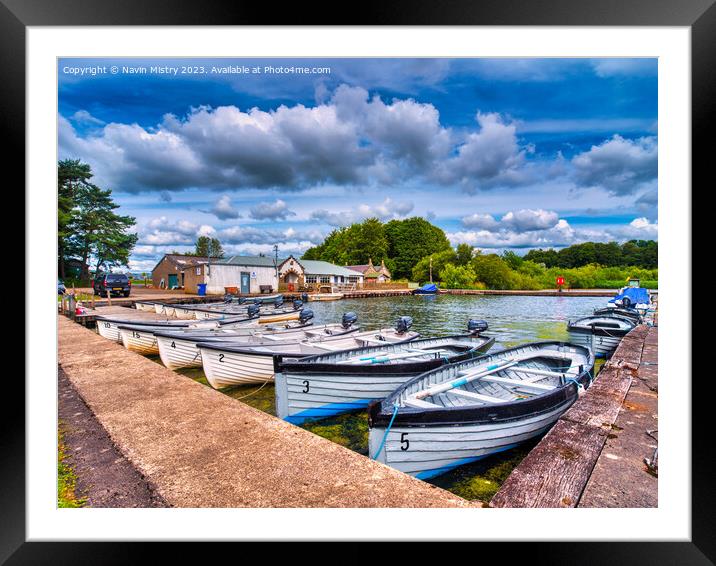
[57,279,66,295]
[93,272,131,297]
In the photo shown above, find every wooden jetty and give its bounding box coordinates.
[490,323,658,508]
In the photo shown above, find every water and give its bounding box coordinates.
[174,294,606,502]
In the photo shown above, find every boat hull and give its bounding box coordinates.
[566,329,624,358]
[156,334,206,370]
[275,336,494,424]
[201,347,281,387]
[120,327,160,355]
[308,294,343,301]
[368,402,570,479]
[96,319,124,342]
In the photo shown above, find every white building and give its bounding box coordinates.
[204,255,279,295]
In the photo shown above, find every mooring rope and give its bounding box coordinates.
[372,403,400,460]
[232,376,273,400]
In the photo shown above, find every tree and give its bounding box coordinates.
[456,243,474,266]
[60,160,138,279]
[195,236,225,258]
[412,249,457,283]
[58,159,93,278]
[440,263,477,289]
[384,217,452,279]
[470,253,515,289]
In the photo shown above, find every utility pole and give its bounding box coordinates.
[273,244,279,280]
[429,256,433,283]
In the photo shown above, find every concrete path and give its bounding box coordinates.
[58,316,474,508]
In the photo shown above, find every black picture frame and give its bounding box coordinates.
[6,0,709,561]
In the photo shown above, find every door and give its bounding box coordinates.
[240,272,250,294]
[168,274,178,289]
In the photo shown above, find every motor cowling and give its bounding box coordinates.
[341,312,358,329]
[253,298,262,305]
[301,292,309,303]
[395,316,413,334]
[293,299,303,310]
[223,294,233,303]
[467,319,489,334]
[299,308,314,324]
[621,296,632,308]
[237,296,247,304]
[275,297,285,309]
[247,304,260,318]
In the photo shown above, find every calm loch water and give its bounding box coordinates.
[175,294,606,502]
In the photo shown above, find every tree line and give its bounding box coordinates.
[524,240,657,269]
[301,217,658,289]
[58,160,138,281]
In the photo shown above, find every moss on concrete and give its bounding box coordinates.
[57,422,86,508]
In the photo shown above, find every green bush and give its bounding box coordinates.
[440,263,478,289]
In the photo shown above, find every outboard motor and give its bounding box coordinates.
[299,308,314,324]
[223,294,233,303]
[292,299,303,310]
[274,297,285,309]
[341,312,358,329]
[237,296,247,305]
[467,319,489,335]
[395,316,413,334]
[621,296,632,308]
[301,292,309,303]
[247,304,260,318]
[253,298,262,305]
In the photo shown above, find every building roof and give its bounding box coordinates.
[346,264,371,273]
[215,255,282,268]
[300,260,363,277]
[152,254,209,273]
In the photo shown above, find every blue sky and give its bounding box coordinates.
[58,58,658,272]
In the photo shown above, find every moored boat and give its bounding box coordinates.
[567,315,636,358]
[308,285,343,301]
[198,317,420,389]
[275,320,494,424]
[367,341,594,479]
[153,311,360,371]
[592,306,641,323]
[412,283,438,295]
[133,300,157,312]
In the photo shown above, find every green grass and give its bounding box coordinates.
[58,423,86,508]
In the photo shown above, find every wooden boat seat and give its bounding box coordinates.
[479,375,555,392]
[445,389,508,403]
[404,398,440,409]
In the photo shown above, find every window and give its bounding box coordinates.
[196,267,201,275]
[320,276,330,284]
[306,275,317,284]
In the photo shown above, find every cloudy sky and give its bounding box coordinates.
[58,58,658,272]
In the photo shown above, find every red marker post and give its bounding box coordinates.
[556,276,565,293]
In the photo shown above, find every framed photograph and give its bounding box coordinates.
[8,0,708,560]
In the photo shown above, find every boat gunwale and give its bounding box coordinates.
[195,330,421,357]
[149,323,360,342]
[275,335,496,375]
